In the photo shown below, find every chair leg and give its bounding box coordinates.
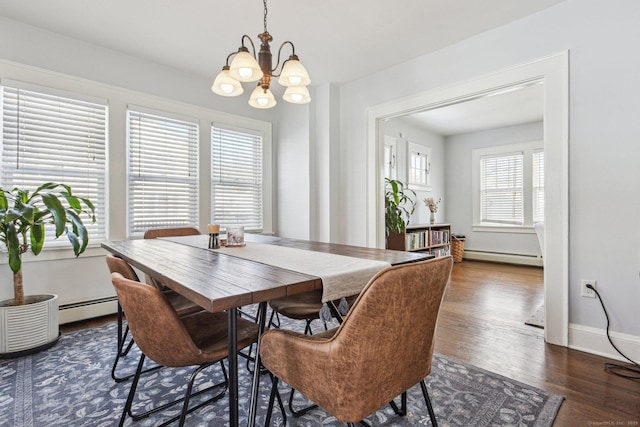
[265,375,287,427]
[122,359,228,426]
[288,387,319,417]
[119,353,146,427]
[389,391,407,416]
[112,304,162,383]
[420,380,438,427]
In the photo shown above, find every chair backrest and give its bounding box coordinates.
[143,227,201,239]
[312,255,453,421]
[143,227,201,289]
[105,254,140,282]
[110,272,204,367]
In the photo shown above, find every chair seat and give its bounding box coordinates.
[164,290,204,317]
[180,311,259,363]
[269,289,325,320]
[269,290,358,320]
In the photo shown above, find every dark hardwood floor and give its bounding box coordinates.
[62,260,640,425]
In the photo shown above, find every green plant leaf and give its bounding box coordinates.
[30,223,45,255]
[66,208,89,255]
[0,191,7,211]
[41,193,67,237]
[6,224,22,273]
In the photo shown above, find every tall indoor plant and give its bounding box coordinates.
[384,178,416,249]
[0,182,95,356]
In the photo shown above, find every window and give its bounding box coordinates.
[211,125,263,232]
[480,152,523,225]
[127,108,198,236]
[383,136,397,180]
[1,81,107,244]
[407,142,431,190]
[472,141,543,230]
[532,150,544,223]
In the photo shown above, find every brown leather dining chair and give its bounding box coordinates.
[110,271,260,427]
[260,255,454,427]
[106,253,203,382]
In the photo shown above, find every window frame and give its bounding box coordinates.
[211,123,265,233]
[0,79,108,247]
[126,105,200,238]
[471,140,543,233]
[407,141,432,191]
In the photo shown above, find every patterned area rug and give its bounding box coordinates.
[1,311,562,426]
[525,304,545,329]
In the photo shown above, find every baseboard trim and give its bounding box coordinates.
[59,297,118,324]
[569,323,640,363]
[463,250,543,267]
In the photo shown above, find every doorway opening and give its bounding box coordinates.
[366,52,569,346]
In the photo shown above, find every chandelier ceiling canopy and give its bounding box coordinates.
[211,0,311,109]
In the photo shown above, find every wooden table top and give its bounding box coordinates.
[101,235,431,313]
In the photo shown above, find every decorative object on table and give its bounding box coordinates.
[211,0,311,108]
[208,224,220,249]
[451,233,466,263]
[384,178,416,239]
[0,183,95,357]
[226,225,245,247]
[424,196,441,224]
[0,319,564,427]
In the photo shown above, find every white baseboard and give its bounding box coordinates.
[569,323,640,363]
[463,250,543,267]
[58,298,118,324]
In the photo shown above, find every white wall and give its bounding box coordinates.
[338,0,640,349]
[445,121,543,256]
[274,101,311,239]
[383,117,446,225]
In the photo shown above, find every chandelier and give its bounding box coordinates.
[211,0,311,109]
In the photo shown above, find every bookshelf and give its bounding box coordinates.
[387,223,451,257]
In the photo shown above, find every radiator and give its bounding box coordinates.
[58,297,118,324]
[462,250,543,267]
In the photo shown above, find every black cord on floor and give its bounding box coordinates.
[587,284,640,380]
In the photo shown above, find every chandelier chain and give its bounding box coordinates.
[263,0,268,33]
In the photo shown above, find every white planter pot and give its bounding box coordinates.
[0,294,60,357]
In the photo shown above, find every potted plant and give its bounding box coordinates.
[384,178,416,249]
[0,183,95,357]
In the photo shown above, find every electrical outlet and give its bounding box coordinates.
[581,280,597,298]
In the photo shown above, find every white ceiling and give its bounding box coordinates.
[399,82,544,136]
[0,0,560,134]
[0,0,565,86]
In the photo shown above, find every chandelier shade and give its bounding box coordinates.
[228,49,263,82]
[249,86,277,109]
[211,0,311,109]
[283,85,311,104]
[278,57,311,87]
[211,67,245,96]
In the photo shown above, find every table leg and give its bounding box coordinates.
[228,307,238,427]
[247,302,268,427]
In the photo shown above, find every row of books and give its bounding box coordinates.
[430,247,451,257]
[404,229,450,250]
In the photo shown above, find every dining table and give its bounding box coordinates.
[101,233,432,427]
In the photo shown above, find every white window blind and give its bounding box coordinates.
[127,109,198,236]
[480,152,524,225]
[533,150,545,223]
[1,84,107,243]
[211,126,263,232]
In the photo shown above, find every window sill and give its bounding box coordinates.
[472,224,535,234]
[0,242,107,265]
